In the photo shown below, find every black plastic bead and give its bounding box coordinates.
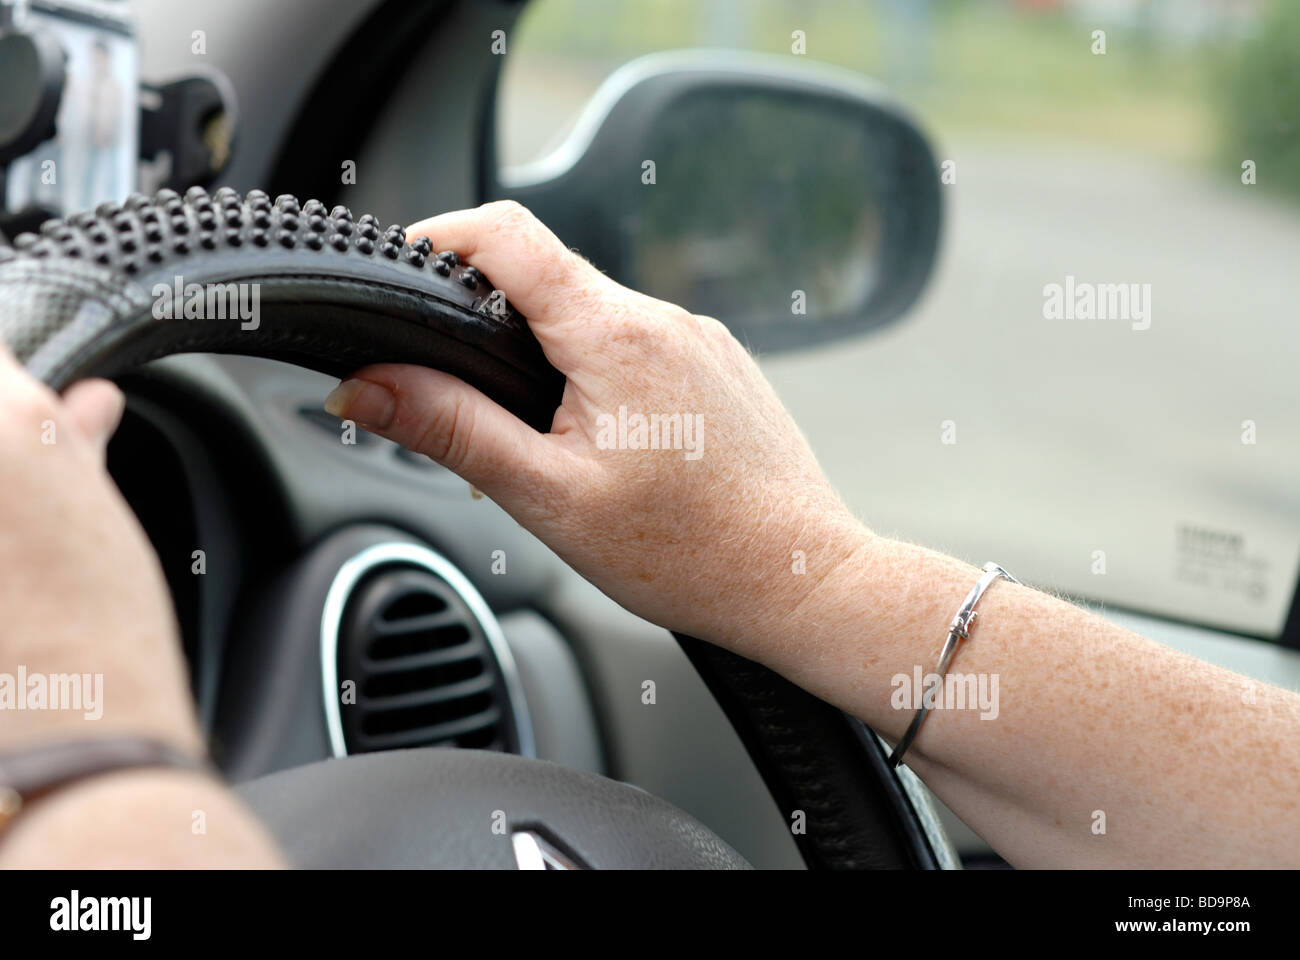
[358,223,377,240]
[277,230,295,248]
[251,229,269,247]
[330,233,348,251]
[185,186,209,202]
[120,235,137,252]
[411,236,432,256]
[226,229,242,247]
[225,211,243,227]
[147,247,164,263]
[357,213,378,226]
[459,271,479,288]
[436,250,459,267]
[171,217,190,235]
[433,259,451,276]
[329,205,352,221]
[405,250,425,268]
[173,237,190,254]
[144,224,163,242]
[252,211,271,229]
[380,241,399,259]
[305,232,323,249]
[94,202,120,219]
[94,250,111,265]
[308,215,327,233]
[123,258,138,273]
[334,219,353,236]
[114,215,134,232]
[246,189,269,204]
[282,214,299,232]
[356,237,374,255]
[200,232,217,249]
[155,188,181,206]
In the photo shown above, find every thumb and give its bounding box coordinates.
[61,378,126,454]
[324,363,564,503]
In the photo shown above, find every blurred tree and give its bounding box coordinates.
[1221,0,1300,198]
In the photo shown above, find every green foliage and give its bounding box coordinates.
[1220,0,1300,197]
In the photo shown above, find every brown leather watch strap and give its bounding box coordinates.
[0,737,208,834]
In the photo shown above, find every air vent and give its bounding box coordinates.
[321,543,533,757]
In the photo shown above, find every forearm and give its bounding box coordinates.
[0,768,284,868]
[735,528,1300,868]
[1,573,282,867]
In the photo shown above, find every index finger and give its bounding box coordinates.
[404,200,614,337]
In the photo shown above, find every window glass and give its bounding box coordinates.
[498,0,1300,639]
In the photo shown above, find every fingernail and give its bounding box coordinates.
[324,379,396,429]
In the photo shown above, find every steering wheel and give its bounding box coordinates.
[0,187,950,869]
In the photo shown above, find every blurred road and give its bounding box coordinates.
[764,138,1300,636]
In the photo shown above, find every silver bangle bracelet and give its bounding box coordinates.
[888,561,1019,770]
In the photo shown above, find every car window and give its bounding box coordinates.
[497,0,1300,640]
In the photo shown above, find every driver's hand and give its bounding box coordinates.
[325,201,869,653]
[0,345,201,757]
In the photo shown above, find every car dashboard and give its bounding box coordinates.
[106,352,810,868]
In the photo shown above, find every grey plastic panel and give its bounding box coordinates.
[499,609,606,776]
[540,574,806,870]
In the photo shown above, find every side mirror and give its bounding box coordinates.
[493,51,942,353]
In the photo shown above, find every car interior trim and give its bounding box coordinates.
[319,540,536,760]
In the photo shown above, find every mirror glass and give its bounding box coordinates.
[627,90,882,329]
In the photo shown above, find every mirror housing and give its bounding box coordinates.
[492,50,942,353]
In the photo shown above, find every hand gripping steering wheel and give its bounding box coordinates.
[0,188,949,869]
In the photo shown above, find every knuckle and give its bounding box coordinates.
[604,297,660,346]
[483,198,532,231]
[697,313,740,346]
[415,393,475,469]
[697,313,728,336]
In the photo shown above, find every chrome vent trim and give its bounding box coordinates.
[320,541,534,759]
